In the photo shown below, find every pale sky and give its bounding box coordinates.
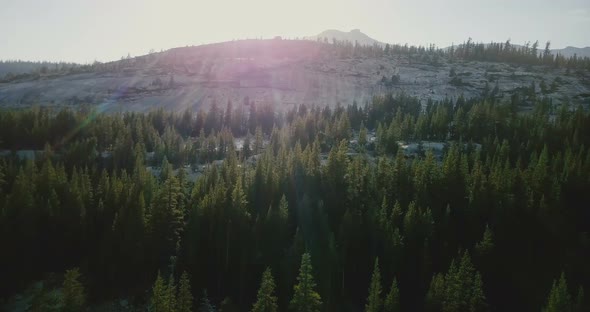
[1,0,589,63]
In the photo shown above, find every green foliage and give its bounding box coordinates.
[167,275,177,312]
[177,272,194,312]
[384,278,400,312]
[365,258,382,312]
[0,92,589,311]
[425,273,445,312]
[359,122,368,148]
[475,225,494,256]
[62,268,86,312]
[470,273,487,312]
[425,252,488,312]
[543,272,573,312]
[198,290,216,312]
[29,283,61,312]
[254,126,264,155]
[148,174,184,266]
[252,267,279,312]
[152,271,172,312]
[231,175,248,214]
[290,253,322,312]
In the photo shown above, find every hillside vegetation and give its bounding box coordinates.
[0,92,589,311]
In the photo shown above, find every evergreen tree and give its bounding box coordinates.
[254,126,264,154]
[198,290,216,312]
[61,268,86,312]
[365,258,383,312]
[543,41,552,64]
[470,273,487,312]
[543,272,572,312]
[152,271,171,312]
[243,133,252,158]
[442,252,486,312]
[30,283,60,312]
[475,225,494,256]
[149,175,184,265]
[177,271,194,312]
[425,273,445,312]
[359,122,368,148]
[167,274,177,312]
[290,253,322,312]
[225,100,233,129]
[391,200,403,228]
[384,278,400,312]
[252,267,279,312]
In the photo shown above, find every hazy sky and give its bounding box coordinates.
[1,0,589,63]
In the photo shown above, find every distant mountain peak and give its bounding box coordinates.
[305,29,384,46]
[553,46,590,58]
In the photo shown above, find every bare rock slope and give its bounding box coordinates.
[0,39,588,112]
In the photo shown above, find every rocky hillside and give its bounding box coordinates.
[0,38,588,112]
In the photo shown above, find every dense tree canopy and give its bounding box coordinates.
[0,91,589,311]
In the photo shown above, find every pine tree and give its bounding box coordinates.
[359,122,368,148]
[290,253,322,312]
[30,283,60,312]
[231,176,248,214]
[149,175,184,265]
[475,225,494,256]
[152,271,171,312]
[470,273,487,312]
[225,100,233,129]
[384,278,400,312]
[391,200,403,228]
[543,41,552,64]
[177,271,193,312]
[198,290,216,312]
[425,273,445,312]
[442,252,486,312]
[254,126,264,154]
[532,40,539,58]
[543,272,572,312]
[378,195,389,229]
[365,258,383,312]
[252,267,279,312]
[61,268,86,312]
[167,274,177,312]
[277,194,289,221]
[160,156,173,181]
[243,133,252,158]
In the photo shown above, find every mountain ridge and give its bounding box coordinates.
[304,29,384,46]
[305,29,590,58]
[1,36,588,113]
